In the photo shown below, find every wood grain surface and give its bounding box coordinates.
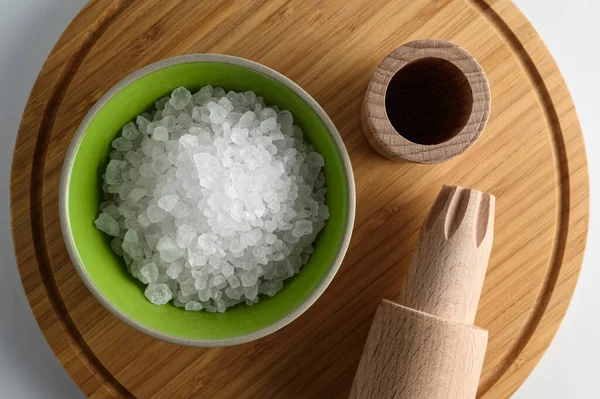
[10,0,589,398]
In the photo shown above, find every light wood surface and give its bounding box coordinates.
[9,0,589,398]
[349,301,488,399]
[350,186,494,398]
[362,39,491,163]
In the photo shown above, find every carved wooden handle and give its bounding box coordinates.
[350,186,495,399]
[397,185,495,324]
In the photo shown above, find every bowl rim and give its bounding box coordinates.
[59,54,356,347]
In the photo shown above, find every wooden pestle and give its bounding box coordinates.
[350,185,495,399]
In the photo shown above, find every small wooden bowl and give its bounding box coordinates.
[362,39,491,163]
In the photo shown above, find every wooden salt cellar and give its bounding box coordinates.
[350,185,495,399]
[362,39,491,163]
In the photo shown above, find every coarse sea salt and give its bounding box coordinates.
[94,86,328,312]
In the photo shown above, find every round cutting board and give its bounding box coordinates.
[10,0,589,398]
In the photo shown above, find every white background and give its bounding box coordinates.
[0,1,597,398]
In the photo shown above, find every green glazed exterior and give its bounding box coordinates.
[60,55,355,346]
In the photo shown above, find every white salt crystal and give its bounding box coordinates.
[260,117,277,133]
[141,262,158,284]
[193,85,212,104]
[277,110,294,136]
[97,87,329,312]
[265,234,277,245]
[122,239,143,258]
[306,152,325,168]
[176,224,196,248]
[197,233,217,255]
[259,279,284,297]
[166,261,184,279]
[218,97,233,112]
[156,97,169,111]
[211,275,226,287]
[260,108,277,121]
[138,212,151,227]
[158,194,178,211]
[94,213,119,236]
[102,204,120,219]
[207,102,227,124]
[222,263,234,277]
[169,87,192,111]
[122,122,140,140]
[274,260,295,279]
[152,154,170,174]
[105,160,125,185]
[292,220,313,237]
[215,301,226,313]
[245,284,258,300]
[145,283,172,305]
[176,113,192,129]
[147,204,166,223]
[125,151,143,168]
[198,287,211,302]
[227,275,241,288]
[239,111,255,128]
[157,236,182,262]
[241,271,257,287]
[136,116,150,134]
[264,220,278,233]
[127,188,146,203]
[230,127,248,144]
[213,87,226,98]
[185,301,203,311]
[139,163,154,177]
[229,239,244,253]
[179,134,198,149]
[152,126,169,142]
[113,137,133,151]
[166,140,179,153]
[162,115,176,131]
[194,273,208,290]
[193,152,211,171]
[124,229,138,242]
[146,122,159,135]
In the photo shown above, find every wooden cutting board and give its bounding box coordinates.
[10,0,589,398]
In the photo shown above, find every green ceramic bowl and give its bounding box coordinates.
[60,54,355,347]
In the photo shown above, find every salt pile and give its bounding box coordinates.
[94,86,329,313]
